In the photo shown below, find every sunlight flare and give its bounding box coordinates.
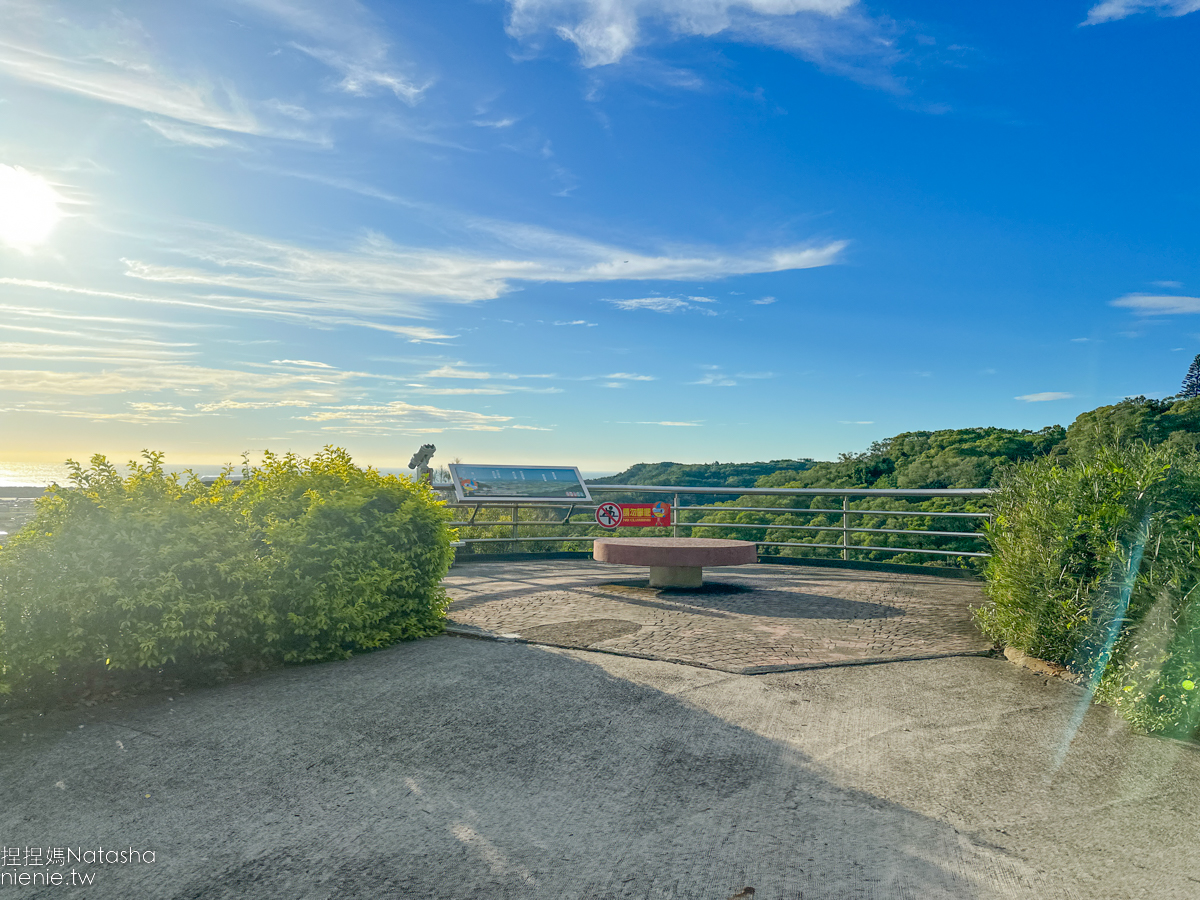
[0,164,64,251]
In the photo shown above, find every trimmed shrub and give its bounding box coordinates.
[976,440,1200,737]
[234,448,455,663]
[0,448,455,697]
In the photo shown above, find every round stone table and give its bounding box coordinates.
[592,537,758,588]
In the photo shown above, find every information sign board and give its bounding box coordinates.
[449,464,592,503]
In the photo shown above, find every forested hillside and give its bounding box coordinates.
[597,395,1200,494]
[590,459,814,488]
[568,396,1200,569]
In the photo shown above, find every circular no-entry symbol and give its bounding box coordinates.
[595,502,622,528]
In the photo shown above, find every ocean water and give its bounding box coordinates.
[0,461,255,487]
[0,462,73,487]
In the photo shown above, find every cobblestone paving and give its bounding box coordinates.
[445,560,992,674]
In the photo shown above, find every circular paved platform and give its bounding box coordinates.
[445,559,991,674]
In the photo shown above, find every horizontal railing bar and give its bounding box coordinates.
[589,485,991,497]
[451,536,989,558]
[455,537,596,543]
[449,521,604,528]
[445,505,992,522]
[443,503,596,511]
[435,484,992,498]
[451,520,987,540]
[843,526,986,539]
[443,502,991,520]
[682,521,985,539]
[676,506,991,518]
[754,541,990,558]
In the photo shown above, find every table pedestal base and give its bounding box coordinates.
[649,565,703,589]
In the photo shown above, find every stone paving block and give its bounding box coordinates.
[445,561,992,673]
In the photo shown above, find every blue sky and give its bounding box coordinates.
[1,0,1198,474]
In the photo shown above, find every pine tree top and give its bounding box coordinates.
[1180,354,1200,399]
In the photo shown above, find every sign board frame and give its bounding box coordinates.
[448,464,593,503]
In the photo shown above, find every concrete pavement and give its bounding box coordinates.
[1,561,1197,899]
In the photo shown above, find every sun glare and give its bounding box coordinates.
[0,163,64,251]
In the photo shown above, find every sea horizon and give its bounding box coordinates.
[0,461,620,488]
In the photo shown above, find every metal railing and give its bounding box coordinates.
[1,482,993,562]
[437,484,994,562]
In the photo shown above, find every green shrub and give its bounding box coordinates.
[235,448,455,663]
[976,440,1200,737]
[0,448,455,697]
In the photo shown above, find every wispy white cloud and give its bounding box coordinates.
[0,340,194,363]
[289,42,429,102]
[604,295,724,315]
[0,363,349,397]
[1111,293,1200,314]
[1083,1,1200,25]
[422,364,555,380]
[271,359,337,368]
[232,0,431,102]
[424,364,503,380]
[195,399,315,412]
[128,402,187,412]
[0,3,294,138]
[1015,392,1074,402]
[507,0,854,67]
[554,319,598,326]
[605,297,689,312]
[0,303,197,332]
[143,119,236,148]
[603,372,655,380]
[1153,280,1184,288]
[506,0,907,90]
[115,225,845,320]
[295,400,512,432]
[750,295,777,305]
[691,367,737,386]
[636,420,701,426]
[0,278,456,341]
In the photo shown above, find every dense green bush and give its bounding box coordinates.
[0,448,455,697]
[235,449,455,662]
[977,440,1200,737]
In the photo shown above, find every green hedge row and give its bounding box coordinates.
[0,448,456,697]
[977,440,1200,737]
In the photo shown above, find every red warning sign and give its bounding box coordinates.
[595,502,622,528]
[596,501,671,528]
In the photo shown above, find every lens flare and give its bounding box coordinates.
[0,164,64,250]
[1051,510,1153,773]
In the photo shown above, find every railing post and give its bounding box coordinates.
[842,497,849,561]
[512,504,519,541]
[673,492,680,537]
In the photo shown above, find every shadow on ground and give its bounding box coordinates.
[4,631,1198,899]
[592,580,906,620]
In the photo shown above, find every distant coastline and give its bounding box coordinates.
[1,461,620,489]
